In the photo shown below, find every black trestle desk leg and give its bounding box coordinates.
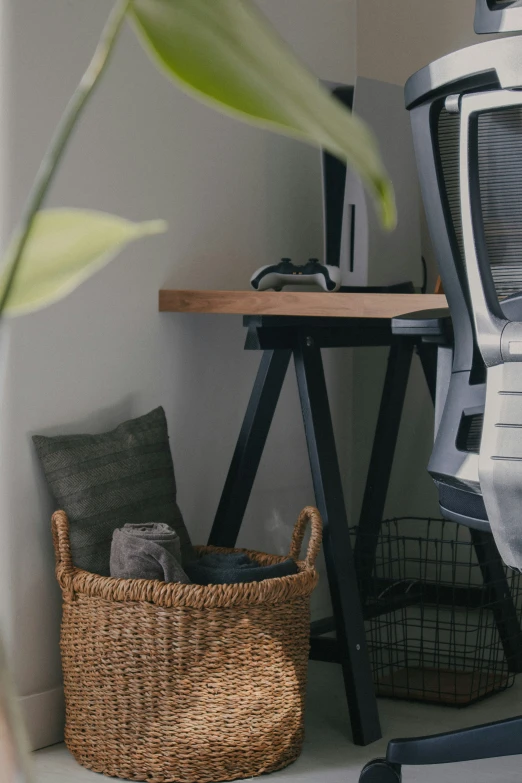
[294,334,382,746]
[208,348,292,548]
[354,341,414,599]
[417,341,438,404]
[469,528,522,674]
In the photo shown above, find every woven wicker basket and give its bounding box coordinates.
[52,507,322,783]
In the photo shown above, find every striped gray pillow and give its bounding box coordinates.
[33,407,194,576]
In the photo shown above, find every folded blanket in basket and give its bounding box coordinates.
[110,523,191,583]
[185,551,298,585]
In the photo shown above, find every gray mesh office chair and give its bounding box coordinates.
[404,36,522,536]
[360,11,522,782]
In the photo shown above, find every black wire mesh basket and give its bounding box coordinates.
[357,518,522,707]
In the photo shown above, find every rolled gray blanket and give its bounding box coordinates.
[110,523,191,583]
[185,551,298,585]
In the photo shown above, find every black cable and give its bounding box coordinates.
[421,256,428,294]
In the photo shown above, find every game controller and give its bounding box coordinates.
[250,258,341,292]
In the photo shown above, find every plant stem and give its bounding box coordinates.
[0,0,132,316]
[0,633,34,782]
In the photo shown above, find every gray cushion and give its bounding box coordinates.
[33,407,194,576]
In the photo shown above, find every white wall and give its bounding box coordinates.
[0,0,357,749]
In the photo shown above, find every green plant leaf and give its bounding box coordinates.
[130,0,396,229]
[0,209,167,316]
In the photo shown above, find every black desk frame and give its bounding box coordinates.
[208,314,438,745]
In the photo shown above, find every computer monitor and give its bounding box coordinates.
[322,78,421,289]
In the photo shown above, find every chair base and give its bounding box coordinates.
[360,714,522,781]
[360,760,402,782]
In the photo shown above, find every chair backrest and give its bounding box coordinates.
[457,85,522,569]
[405,38,522,533]
[475,0,522,33]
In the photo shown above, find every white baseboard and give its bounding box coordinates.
[20,686,64,751]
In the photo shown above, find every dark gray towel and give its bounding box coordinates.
[110,523,191,583]
[185,551,298,585]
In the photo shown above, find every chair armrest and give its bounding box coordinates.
[392,308,452,342]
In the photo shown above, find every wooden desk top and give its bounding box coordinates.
[159,289,447,319]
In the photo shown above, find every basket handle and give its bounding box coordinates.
[289,506,323,568]
[51,510,76,598]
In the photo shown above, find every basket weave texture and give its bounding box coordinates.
[52,507,322,783]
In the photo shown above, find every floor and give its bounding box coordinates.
[33,661,522,783]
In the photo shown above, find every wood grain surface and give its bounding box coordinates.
[159,289,448,319]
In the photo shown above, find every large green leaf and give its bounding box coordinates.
[0,209,167,315]
[130,0,396,229]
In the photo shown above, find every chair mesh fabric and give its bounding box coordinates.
[438,105,522,300]
[437,482,488,521]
